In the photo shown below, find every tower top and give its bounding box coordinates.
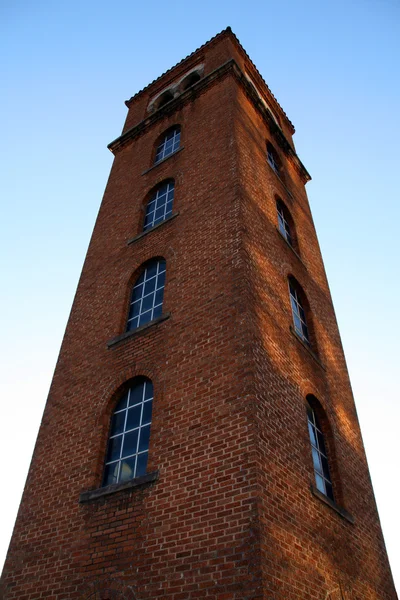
[125,27,295,134]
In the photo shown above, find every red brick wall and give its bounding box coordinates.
[234,79,397,598]
[1,30,397,600]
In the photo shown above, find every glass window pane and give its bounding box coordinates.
[293,314,302,333]
[126,316,139,331]
[325,481,334,501]
[136,452,148,477]
[126,404,142,431]
[142,400,153,425]
[103,462,119,486]
[131,283,144,303]
[128,300,141,320]
[139,310,152,327]
[312,447,323,474]
[321,455,330,478]
[115,392,129,411]
[138,425,151,453]
[111,410,126,436]
[141,293,154,313]
[146,262,158,280]
[106,435,122,463]
[154,288,164,307]
[121,429,139,458]
[144,381,153,400]
[317,430,327,454]
[308,422,317,446]
[156,270,166,289]
[153,304,162,320]
[155,207,165,221]
[129,383,144,406]
[119,456,136,482]
[315,473,325,494]
[144,277,156,295]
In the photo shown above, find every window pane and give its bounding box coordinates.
[155,207,165,221]
[136,452,148,477]
[115,392,129,411]
[312,447,323,474]
[121,429,139,458]
[315,473,325,494]
[129,384,144,406]
[128,300,141,320]
[120,456,136,482]
[317,430,327,454]
[141,293,154,313]
[142,400,153,425]
[321,455,330,478]
[154,288,164,307]
[126,404,142,431]
[139,310,152,327]
[144,277,156,296]
[131,283,144,303]
[325,481,334,501]
[111,410,126,436]
[153,304,162,320]
[156,270,166,289]
[103,462,119,486]
[308,422,317,446]
[126,316,139,331]
[138,425,151,453]
[144,381,153,400]
[146,262,158,279]
[106,435,122,463]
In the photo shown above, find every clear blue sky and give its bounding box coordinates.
[1,0,399,591]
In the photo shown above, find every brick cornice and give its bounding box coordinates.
[108,60,311,182]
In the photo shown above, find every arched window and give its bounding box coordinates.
[267,142,281,174]
[181,71,201,91]
[276,199,293,246]
[154,126,181,164]
[127,259,166,331]
[306,400,334,501]
[103,377,153,486]
[157,89,174,109]
[144,180,174,231]
[288,278,310,344]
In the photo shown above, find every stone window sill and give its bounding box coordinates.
[141,146,184,175]
[276,227,305,268]
[79,471,159,503]
[107,313,170,348]
[127,212,179,246]
[290,326,326,371]
[311,484,354,524]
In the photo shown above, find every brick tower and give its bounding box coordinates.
[1,28,397,600]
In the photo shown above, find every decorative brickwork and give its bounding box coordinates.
[1,28,397,600]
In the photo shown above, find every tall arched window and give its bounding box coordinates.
[288,278,310,344]
[154,126,181,164]
[127,259,166,331]
[143,180,174,231]
[103,377,153,486]
[306,401,334,501]
[276,199,293,246]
